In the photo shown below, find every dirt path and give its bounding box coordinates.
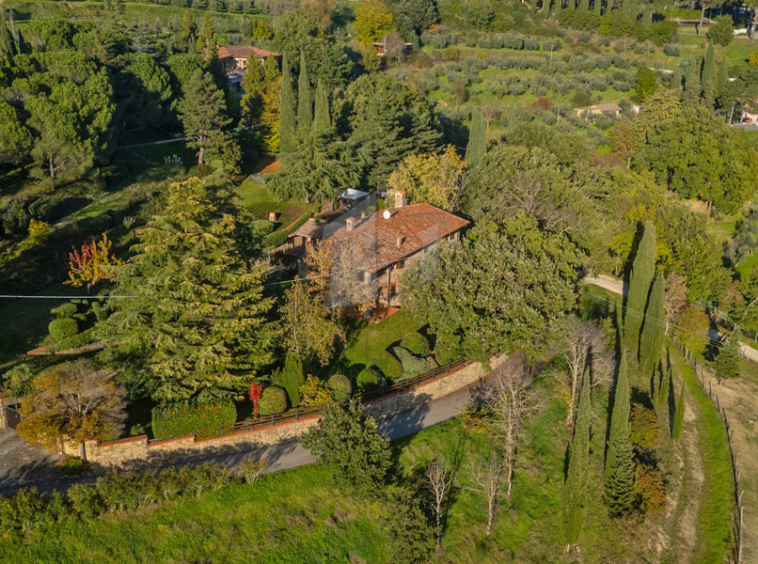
[697,370,758,563]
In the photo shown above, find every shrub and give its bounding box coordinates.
[328,373,352,400]
[181,463,236,497]
[461,401,493,433]
[67,484,104,519]
[13,488,45,532]
[393,347,434,378]
[357,366,384,393]
[156,468,183,501]
[707,15,734,46]
[0,496,17,534]
[152,402,236,440]
[42,491,71,526]
[258,386,287,416]
[51,302,78,319]
[635,463,667,513]
[381,353,404,381]
[299,375,333,407]
[433,334,462,365]
[27,219,50,243]
[241,457,270,484]
[96,471,158,512]
[400,332,431,356]
[663,43,680,57]
[2,199,30,235]
[57,457,90,477]
[48,317,79,341]
[630,403,660,451]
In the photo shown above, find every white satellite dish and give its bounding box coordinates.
[382,210,391,220]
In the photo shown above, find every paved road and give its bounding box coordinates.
[582,274,758,363]
[0,372,487,495]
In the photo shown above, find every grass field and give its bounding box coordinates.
[669,344,736,564]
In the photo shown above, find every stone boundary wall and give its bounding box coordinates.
[72,355,505,468]
[0,393,20,430]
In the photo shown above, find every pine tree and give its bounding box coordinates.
[683,57,701,106]
[466,109,486,166]
[640,273,665,374]
[97,177,276,404]
[670,61,683,100]
[672,382,685,442]
[564,369,592,548]
[702,42,716,109]
[280,351,305,407]
[713,339,741,382]
[604,352,631,485]
[178,70,232,165]
[625,220,656,358]
[279,58,297,153]
[604,437,636,515]
[297,51,313,134]
[313,80,331,135]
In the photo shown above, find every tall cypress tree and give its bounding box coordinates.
[672,382,685,442]
[577,0,589,12]
[0,8,15,58]
[297,51,313,134]
[670,61,683,100]
[717,59,729,109]
[279,58,297,153]
[640,273,665,374]
[604,437,636,515]
[564,370,592,547]
[683,57,701,107]
[280,351,305,407]
[702,42,716,109]
[604,352,631,484]
[593,0,602,15]
[625,220,656,358]
[466,109,486,166]
[507,104,517,136]
[313,80,331,135]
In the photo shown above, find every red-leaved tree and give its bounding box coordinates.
[66,233,122,290]
[249,383,264,416]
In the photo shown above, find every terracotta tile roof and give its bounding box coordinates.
[588,103,622,112]
[291,218,324,239]
[328,203,469,273]
[217,45,281,60]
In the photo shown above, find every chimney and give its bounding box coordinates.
[396,236,404,248]
[346,217,355,231]
[395,190,406,209]
[360,211,367,219]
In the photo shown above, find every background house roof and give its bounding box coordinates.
[217,45,281,60]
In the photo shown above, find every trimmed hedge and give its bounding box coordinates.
[400,333,431,357]
[328,373,352,400]
[357,366,383,393]
[258,387,287,416]
[48,318,78,341]
[152,402,236,440]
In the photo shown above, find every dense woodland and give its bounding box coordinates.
[0,0,757,561]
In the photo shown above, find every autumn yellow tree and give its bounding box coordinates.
[17,360,127,460]
[261,75,281,153]
[65,233,122,289]
[354,0,396,45]
[387,146,466,211]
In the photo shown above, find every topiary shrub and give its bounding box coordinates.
[357,366,384,393]
[51,303,78,319]
[380,353,403,381]
[258,386,287,416]
[400,332,431,357]
[393,347,433,378]
[152,402,236,440]
[48,318,79,341]
[433,334,462,366]
[328,373,352,400]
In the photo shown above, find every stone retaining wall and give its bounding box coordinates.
[72,355,504,469]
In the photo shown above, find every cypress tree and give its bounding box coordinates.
[604,437,636,515]
[672,382,685,442]
[564,369,592,547]
[593,0,602,15]
[0,8,15,58]
[670,61,683,100]
[577,0,589,12]
[507,104,517,136]
[717,58,729,108]
[640,273,665,374]
[625,220,656,358]
[604,353,630,485]
[713,339,741,382]
[264,55,281,86]
[281,351,305,407]
[279,58,297,153]
[620,0,630,14]
[313,80,331,135]
[297,51,313,133]
[702,42,716,108]
[683,57,701,106]
[466,109,486,166]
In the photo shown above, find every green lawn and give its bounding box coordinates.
[339,309,426,380]
[238,179,309,228]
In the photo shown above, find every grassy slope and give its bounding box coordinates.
[668,344,735,564]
